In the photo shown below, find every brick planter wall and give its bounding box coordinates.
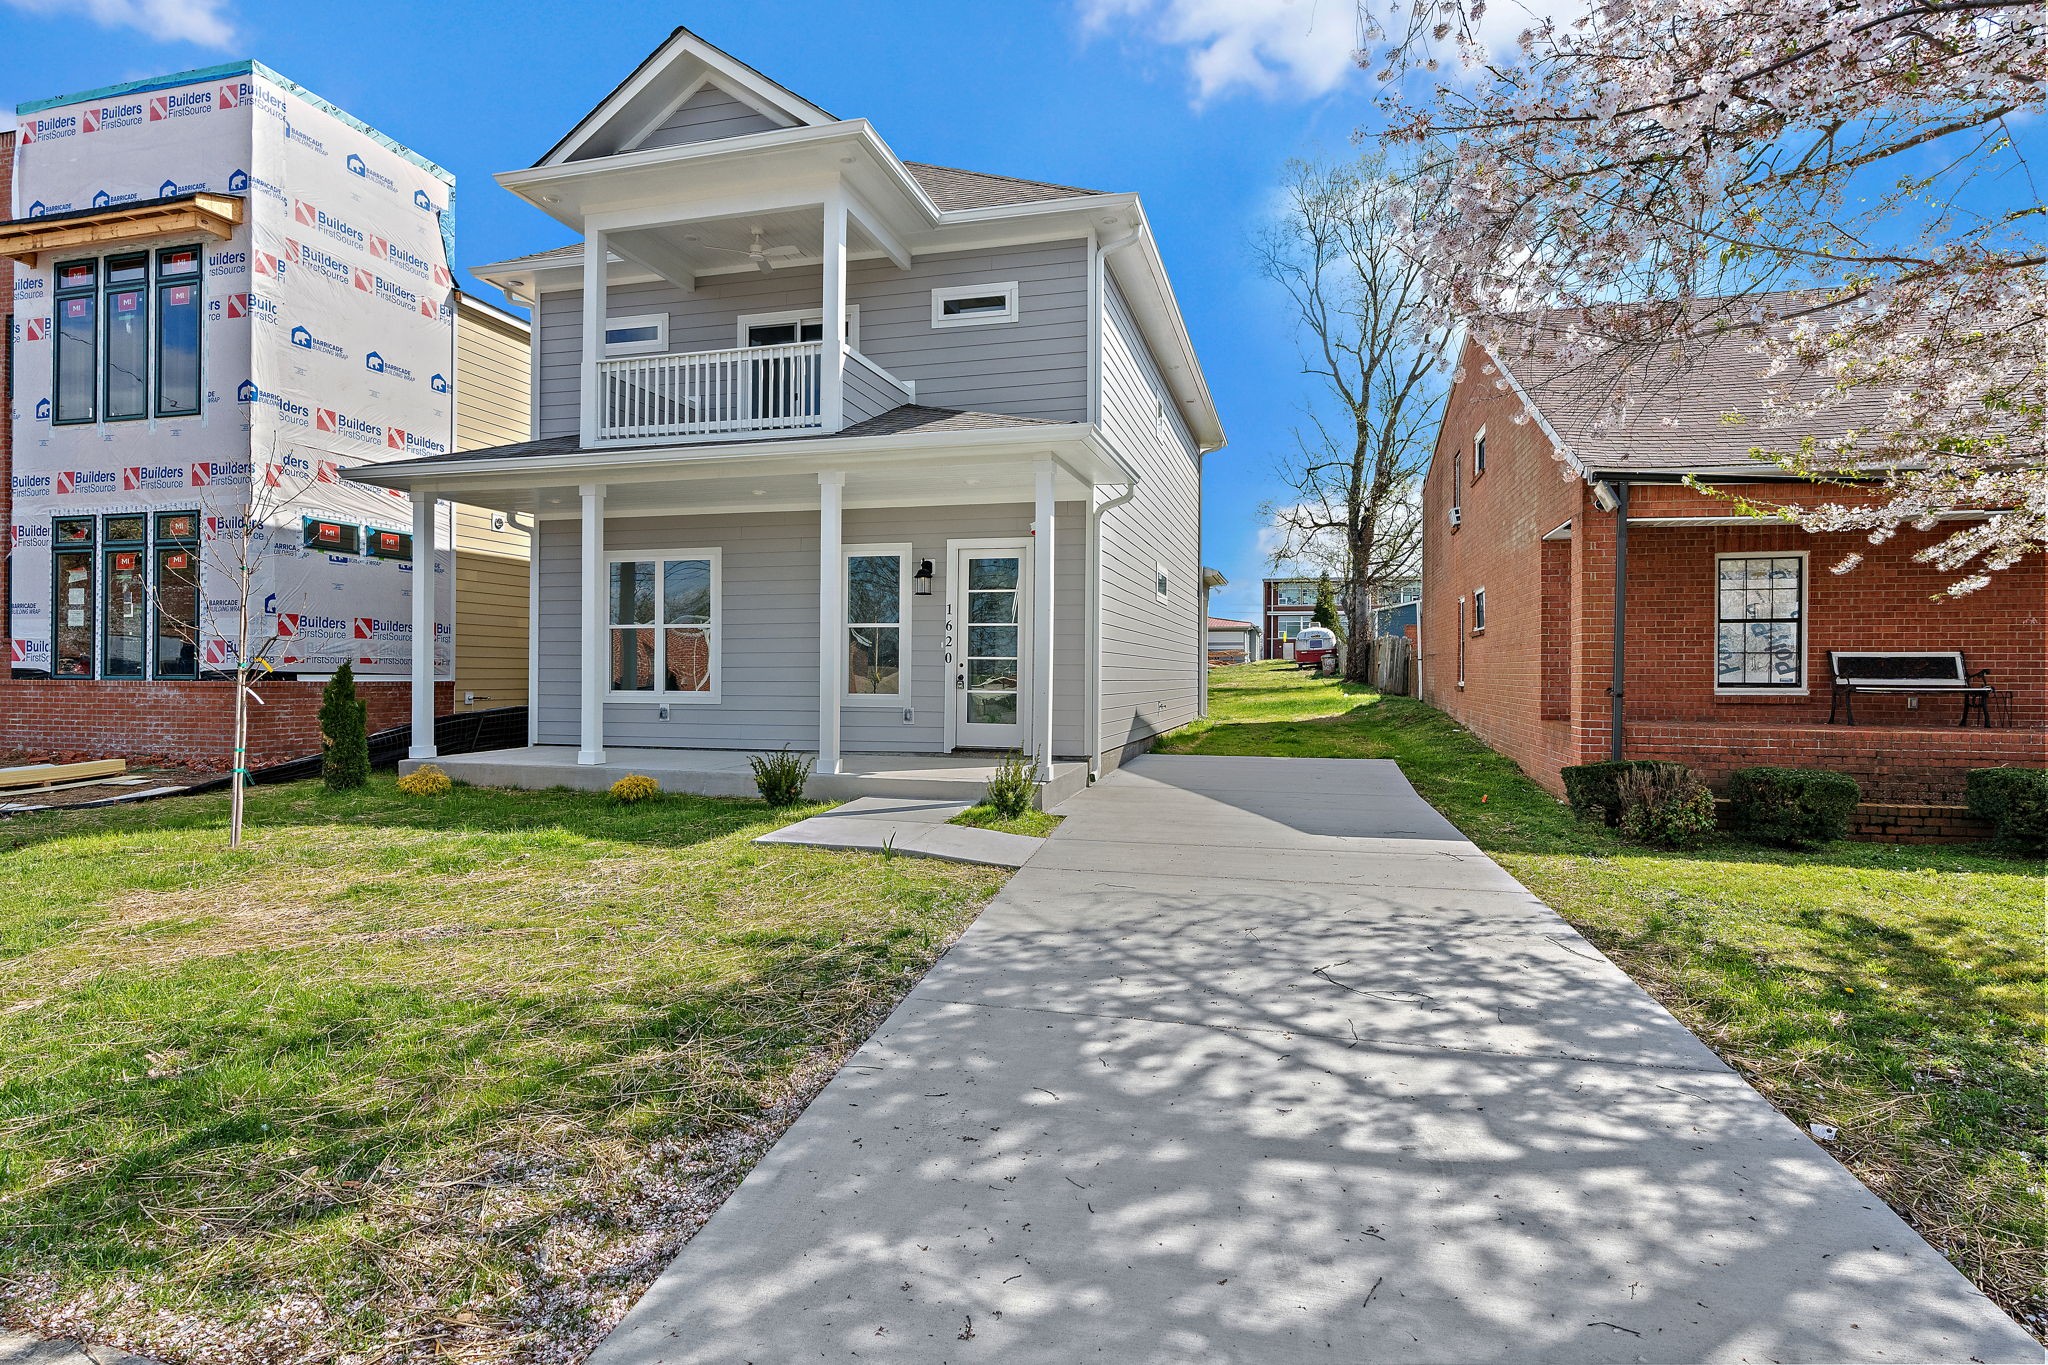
[0,679,452,770]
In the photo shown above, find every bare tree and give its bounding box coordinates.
[1258,154,1454,682]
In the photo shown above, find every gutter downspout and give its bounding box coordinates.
[1609,481,1630,761]
[1087,478,1139,781]
[1086,224,1147,783]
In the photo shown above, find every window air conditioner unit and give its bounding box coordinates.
[1449,506,1462,527]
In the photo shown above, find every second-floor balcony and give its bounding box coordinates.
[596,340,914,444]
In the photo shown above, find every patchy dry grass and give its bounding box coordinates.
[1165,663,2047,1338]
[0,778,1005,1363]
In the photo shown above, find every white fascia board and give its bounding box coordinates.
[1103,212,1226,452]
[346,423,1114,493]
[1475,337,1591,482]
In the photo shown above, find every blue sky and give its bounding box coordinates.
[0,0,1402,624]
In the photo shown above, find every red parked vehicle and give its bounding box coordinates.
[1291,626,1339,671]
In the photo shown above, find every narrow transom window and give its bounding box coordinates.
[845,544,911,700]
[304,518,363,556]
[1715,553,1806,691]
[603,313,668,356]
[931,281,1019,328]
[608,551,719,699]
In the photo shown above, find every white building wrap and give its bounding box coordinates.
[9,61,455,681]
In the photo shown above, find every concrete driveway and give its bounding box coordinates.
[589,755,2040,1364]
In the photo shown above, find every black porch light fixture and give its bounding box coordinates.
[913,558,935,596]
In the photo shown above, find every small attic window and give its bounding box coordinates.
[931,282,1018,328]
[604,314,668,356]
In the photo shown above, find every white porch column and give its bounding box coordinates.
[407,489,438,759]
[1032,458,1057,780]
[818,471,845,775]
[821,193,847,432]
[577,482,607,765]
[579,228,607,448]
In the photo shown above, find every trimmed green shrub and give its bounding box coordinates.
[1965,767,2048,855]
[1728,767,1860,848]
[749,747,814,807]
[984,753,1037,819]
[319,662,370,792]
[1561,759,1691,826]
[1616,764,1718,849]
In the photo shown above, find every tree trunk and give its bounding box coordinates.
[1342,531,1373,682]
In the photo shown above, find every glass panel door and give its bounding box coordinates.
[746,319,825,421]
[952,549,1027,749]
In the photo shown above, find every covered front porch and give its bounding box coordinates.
[354,415,1136,799]
[404,746,1089,807]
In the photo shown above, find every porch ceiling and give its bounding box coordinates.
[611,206,892,283]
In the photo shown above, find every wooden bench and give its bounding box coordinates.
[1826,650,1994,726]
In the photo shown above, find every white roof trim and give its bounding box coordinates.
[1476,338,1591,482]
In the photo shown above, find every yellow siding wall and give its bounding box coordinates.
[451,294,532,710]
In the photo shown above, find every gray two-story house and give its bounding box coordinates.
[359,28,1224,804]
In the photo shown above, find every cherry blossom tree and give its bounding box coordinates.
[1363,0,2045,590]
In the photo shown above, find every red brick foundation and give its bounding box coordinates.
[1850,802,1997,844]
[1623,720,2046,806]
[0,678,452,771]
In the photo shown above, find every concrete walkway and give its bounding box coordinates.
[589,755,2041,1364]
[755,796,1043,868]
[0,1331,157,1364]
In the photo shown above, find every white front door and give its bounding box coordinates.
[947,543,1031,750]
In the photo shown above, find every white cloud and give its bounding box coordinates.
[1080,0,1586,103]
[1078,0,1363,103]
[3,0,236,49]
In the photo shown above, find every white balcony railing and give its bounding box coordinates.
[596,340,824,443]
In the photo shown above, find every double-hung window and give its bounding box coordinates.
[153,513,201,679]
[53,517,96,676]
[845,544,910,700]
[1715,552,1807,692]
[101,515,148,678]
[49,246,203,425]
[608,551,719,699]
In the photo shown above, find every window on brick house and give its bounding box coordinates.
[1715,552,1807,691]
[1457,596,1467,687]
[1473,426,1487,478]
[1473,587,1486,633]
[1450,452,1463,526]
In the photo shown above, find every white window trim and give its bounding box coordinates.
[1712,549,1810,696]
[603,313,669,357]
[930,281,1019,329]
[1472,586,1486,634]
[603,547,721,703]
[1473,425,1488,476]
[1154,562,1171,604]
[844,541,913,706]
[735,306,860,350]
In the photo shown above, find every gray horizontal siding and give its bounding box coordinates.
[843,354,904,426]
[637,84,782,150]
[535,502,1088,757]
[530,239,1090,439]
[1096,274,1203,769]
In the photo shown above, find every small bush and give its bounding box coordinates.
[1965,767,2048,855]
[1561,759,1691,826]
[610,773,661,804]
[750,748,814,807]
[319,662,370,792]
[984,752,1037,819]
[396,763,451,797]
[1615,764,1718,849]
[1728,766,1860,848]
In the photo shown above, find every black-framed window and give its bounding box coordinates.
[53,517,96,678]
[103,253,150,421]
[1473,587,1487,633]
[1474,427,1488,477]
[156,246,202,416]
[101,515,148,679]
[53,259,97,425]
[367,527,413,561]
[1715,553,1806,690]
[304,518,364,556]
[154,512,201,679]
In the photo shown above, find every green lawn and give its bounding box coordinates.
[0,778,1005,1362]
[1164,663,2047,1337]
[947,803,1064,838]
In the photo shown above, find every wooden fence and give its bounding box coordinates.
[1366,634,1414,696]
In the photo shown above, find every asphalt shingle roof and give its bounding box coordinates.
[901,162,1104,210]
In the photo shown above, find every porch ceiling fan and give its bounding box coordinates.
[687,226,804,273]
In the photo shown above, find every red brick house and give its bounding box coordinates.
[1418,324,2045,840]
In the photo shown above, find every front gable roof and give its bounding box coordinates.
[538,27,835,166]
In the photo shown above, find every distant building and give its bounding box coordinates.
[1261,576,1345,659]
[1207,616,1257,665]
